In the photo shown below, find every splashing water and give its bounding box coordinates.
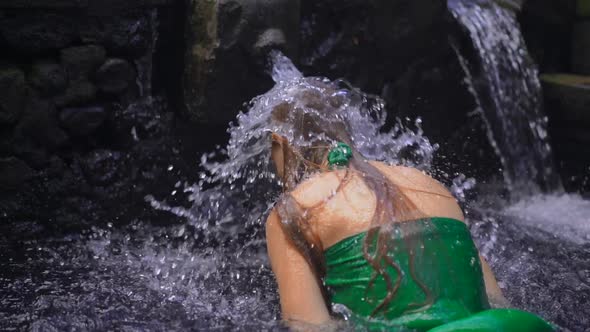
[149,50,436,238]
[2,39,588,330]
[468,192,590,330]
[0,52,437,331]
[503,194,590,245]
[145,50,438,329]
[449,0,562,196]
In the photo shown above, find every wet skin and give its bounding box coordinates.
[267,140,506,328]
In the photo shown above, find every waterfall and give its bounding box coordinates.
[448,0,562,196]
[135,9,159,98]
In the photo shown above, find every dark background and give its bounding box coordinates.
[0,0,587,229]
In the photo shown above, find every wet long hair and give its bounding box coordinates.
[270,81,435,316]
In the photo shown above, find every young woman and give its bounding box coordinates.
[264,83,554,331]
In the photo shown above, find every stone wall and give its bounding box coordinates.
[0,1,169,187]
[183,0,301,125]
[0,0,206,229]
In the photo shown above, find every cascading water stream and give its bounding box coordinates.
[448,0,562,196]
[448,4,590,329]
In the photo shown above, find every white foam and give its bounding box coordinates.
[503,193,590,244]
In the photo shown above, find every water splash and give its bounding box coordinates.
[149,51,436,244]
[141,52,438,327]
[269,50,303,83]
[451,174,477,203]
[469,193,590,330]
[503,193,590,245]
[135,9,159,98]
[449,0,562,196]
[3,51,584,331]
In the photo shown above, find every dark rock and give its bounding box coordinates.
[59,106,106,136]
[0,127,13,155]
[543,73,590,192]
[573,21,590,75]
[95,58,136,94]
[54,80,97,107]
[300,0,447,89]
[0,157,34,189]
[104,15,153,57]
[45,155,67,177]
[105,98,173,149]
[235,0,301,57]
[0,66,26,124]
[60,45,106,80]
[79,14,154,57]
[80,149,124,186]
[0,0,86,8]
[183,0,300,124]
[542,74,590,126]
[30,61,68,97]
[0,11,77,54]
[11,140,49,169]
[253,28,287,55]
[0,0,172,10]
[519,0,576,74]
[15,98,69,150]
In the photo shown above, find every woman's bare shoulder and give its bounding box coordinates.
[370,161,465,221]
[290,170,347,208]
[289,162,464,222]
[369,161,454,198]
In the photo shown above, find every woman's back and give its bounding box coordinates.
[286,164,546,331]
[289,163,488,326]
[289,162,465,250]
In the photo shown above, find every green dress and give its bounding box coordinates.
[323,217,554,332]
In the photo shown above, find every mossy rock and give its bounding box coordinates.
[578,0,590,17]
[542,73,590,86]
[541,73,590,126]
[493,0,523,12]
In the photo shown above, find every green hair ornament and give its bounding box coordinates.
[328,142,353,168]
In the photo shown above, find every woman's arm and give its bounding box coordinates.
[266,209,331,326]
[479,256,511,307]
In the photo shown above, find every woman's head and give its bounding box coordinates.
[268,80,356,189]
